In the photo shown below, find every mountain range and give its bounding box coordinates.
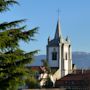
[72,52,90,69]
[30,52,90,69]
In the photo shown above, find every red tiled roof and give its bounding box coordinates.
[29,66,46,72]
[30,66,41,71]
[63,74,89,81]
[55,70,90,87]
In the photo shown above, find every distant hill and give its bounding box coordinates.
[30,52,90,69]
[27,55,46,66]
[72,52,90,69]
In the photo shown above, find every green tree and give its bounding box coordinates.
[41,59,51,73]
[26,76,38,89]
[41,59,53,88]
[0,0,38,90]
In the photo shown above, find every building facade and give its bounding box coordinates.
[47,18,72,80]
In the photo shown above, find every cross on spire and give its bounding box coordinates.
[57,9,61,18]
[54,9,62,39]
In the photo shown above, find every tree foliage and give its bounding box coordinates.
[41,59,51,73]
[26,76,39,89]
[40,59,53,88]
[0,0,38,90]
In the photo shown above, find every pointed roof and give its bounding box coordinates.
[54,18,62,39]
[47,17,71,47]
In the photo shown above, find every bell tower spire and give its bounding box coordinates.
[54,17,62,39]
[47,12,72,80]
[54,9,62,39]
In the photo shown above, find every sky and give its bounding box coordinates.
[1,0,90,55]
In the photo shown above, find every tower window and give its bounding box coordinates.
[65,52,68,60]
[52,52,57,60]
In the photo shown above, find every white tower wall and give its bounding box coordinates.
[47,18,72,80]
[63,44,69,76]
[48,47,59,67]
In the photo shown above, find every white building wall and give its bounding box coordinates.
[68,45,72,73]
[48,47,59,67]
[53,68,61,81]
[64,60,68,75]
[63,44,69,75]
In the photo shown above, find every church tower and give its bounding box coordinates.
[47,18,72,80]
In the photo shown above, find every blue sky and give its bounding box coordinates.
[1,0,90,54]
